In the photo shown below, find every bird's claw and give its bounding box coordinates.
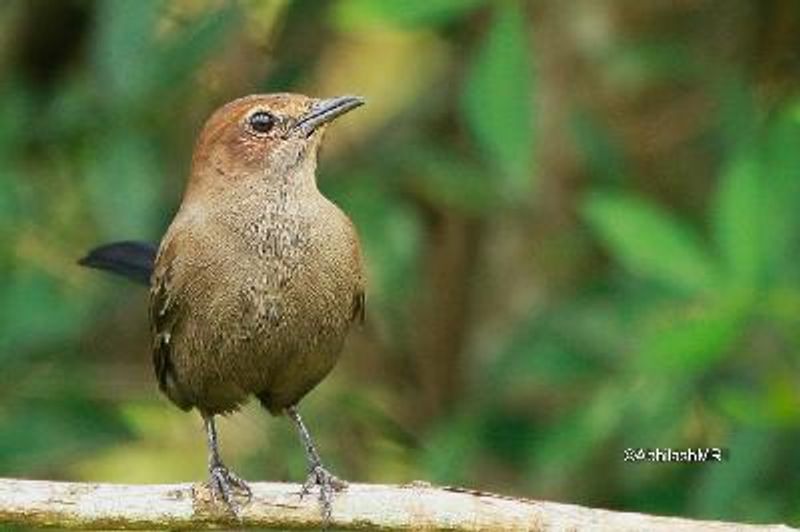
[300,463,347,520]
[208,463,251,515]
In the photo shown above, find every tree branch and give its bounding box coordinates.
[0,478,794,530]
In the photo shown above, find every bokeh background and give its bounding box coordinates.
[1,0,799,525]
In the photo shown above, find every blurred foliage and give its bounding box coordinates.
[1,0,799,527]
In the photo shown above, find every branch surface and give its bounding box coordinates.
[0,478,794,531]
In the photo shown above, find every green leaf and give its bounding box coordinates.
[636,298,746,376]
[717,81,758,157]
[322,172,422,317]
[421,411,483,484]
[622,378,691,448]
[84,131,163,239]
[94,1,234,105]
[571,111,627,185]
[713,153,763,288]
[691,428,775,520]
[533,384,626,482]
[714,375,800,428]
[0,271,87,357]
[148,7,237,96]
[584,192,717,293]
[462,0,534,194]
[489,297,625,390]
[93,0,161,103]
[0,395,131,475]
[604,41,696,88]
[333,0,484,29]
[0,83,33,162]
[403,144,502,214]
[760,110,800,277]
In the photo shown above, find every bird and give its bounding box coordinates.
[79,93,366,517]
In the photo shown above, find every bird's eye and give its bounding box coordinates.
[248,111,276,134]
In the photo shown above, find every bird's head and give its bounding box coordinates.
[186,93,364,198]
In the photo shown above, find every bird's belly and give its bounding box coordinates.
[173,256,355,415]
[235,281,352,407]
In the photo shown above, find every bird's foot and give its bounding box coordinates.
[208,463,252,515]
[300,463,347,520]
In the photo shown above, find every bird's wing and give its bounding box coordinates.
[352,289,365,325]
[149,238,193,411]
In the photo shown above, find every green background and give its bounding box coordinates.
[1,0,799,525]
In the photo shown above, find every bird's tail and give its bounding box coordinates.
[78,241,157,286]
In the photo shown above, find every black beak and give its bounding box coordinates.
[292,95,365,137]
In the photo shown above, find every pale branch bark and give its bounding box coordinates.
[0,478,794,531]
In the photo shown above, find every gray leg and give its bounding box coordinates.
[286,405,346,519]
[203,415,251,513]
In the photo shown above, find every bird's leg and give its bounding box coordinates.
[203,415,251,513]
[286,405,346,519]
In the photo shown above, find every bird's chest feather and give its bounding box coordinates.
[216,203,354,337]
[240,209,310,288]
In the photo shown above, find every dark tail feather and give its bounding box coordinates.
[78,241,157,286]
